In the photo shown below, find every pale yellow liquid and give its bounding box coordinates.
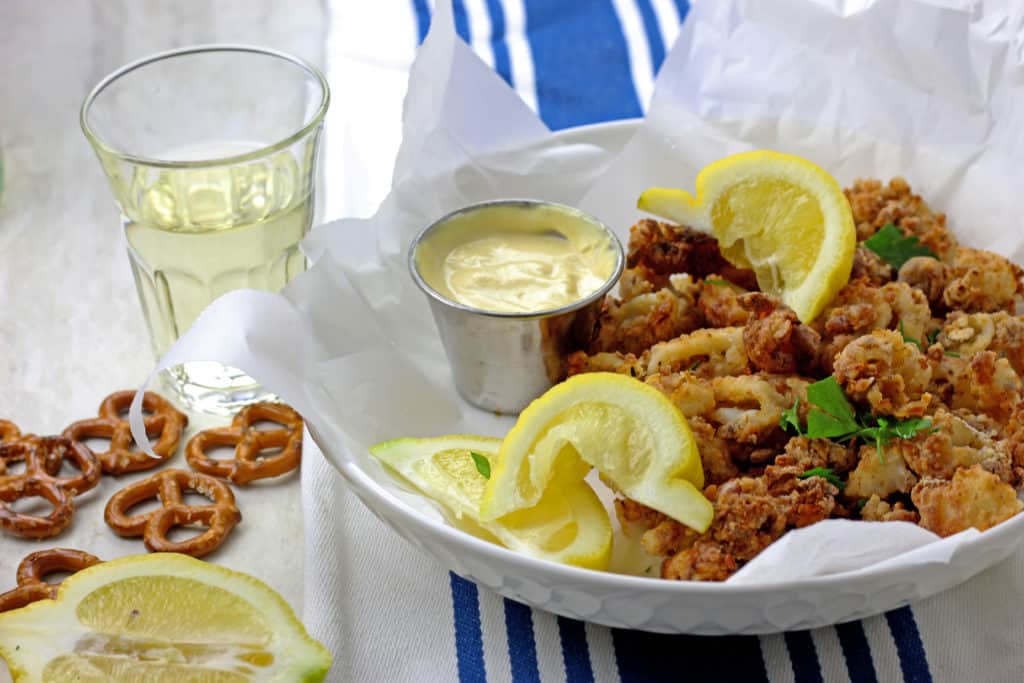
[122,145,311,412]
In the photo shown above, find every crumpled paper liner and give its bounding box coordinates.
[132,0,1024,583]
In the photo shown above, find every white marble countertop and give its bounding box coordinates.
[0,2,346,678]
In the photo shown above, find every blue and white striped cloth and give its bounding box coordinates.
[308,2,1024,681]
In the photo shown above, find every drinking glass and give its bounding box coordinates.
[81,45,329,415]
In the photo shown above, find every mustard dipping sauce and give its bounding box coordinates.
[414,203,620,314]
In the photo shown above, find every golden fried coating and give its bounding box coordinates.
[911,465,1023,537]
[897,408,1012,483]
[844,177,957,261]
[851,247,894,286]
[618,265,660,299]
[775,436,858,474]
[859,495,919,523]
[939,311,1024,376]
[645,326,748,377]
[688,416,740,486]
[741,293,821,374]
[942,247,1024,314]
[834,329,932,418]
[845,444,919,500]
[565,350,644,379]
[589,281,702,355]
[898,256,948,309]
[645,371,716,417]
[709,375,808,445]
[626,219,757,290]
[946,351,1022,422]
[660,465,837,581]
[697,277,752,328]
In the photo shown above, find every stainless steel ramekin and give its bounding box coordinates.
[409,199,625,414]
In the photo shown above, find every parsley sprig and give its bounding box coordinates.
[780,376,933,460]
[863,224,937,270]
[798,467,845,490]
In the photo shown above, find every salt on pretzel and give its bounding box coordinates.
[0,548,101,613]
[0,438,101,539]
[63,390,188,475]
[105,469,241,558]
[186,402,303,485]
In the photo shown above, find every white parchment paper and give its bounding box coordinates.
[134,0,1024,583]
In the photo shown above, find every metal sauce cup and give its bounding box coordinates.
[409,199,624,414]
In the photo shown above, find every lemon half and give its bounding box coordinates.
[371,435,612,569]
[480,373,713,533]
[638,150,855,322]
[0,554,330,682]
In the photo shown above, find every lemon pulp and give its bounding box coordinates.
[637,150,856,322]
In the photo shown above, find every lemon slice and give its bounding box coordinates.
[371,435,611,570]
[0,553,330,682]
[637,150,855,323]
[480,373,713,533]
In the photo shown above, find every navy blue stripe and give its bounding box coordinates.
[885,607,932,683]
[523,0,642,130]
[835,621,878,682]
[452,0,471,43]
[484,0,513,86]
[450,574,486,683]
[673,0,691,24]
[635,0,667,73]
[784,631,824,683]
[503,599,541,683]
[558,616,595,683]
[411,0,430,43]
[612,630,768,682]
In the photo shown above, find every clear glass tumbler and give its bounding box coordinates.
[81,46,329,415]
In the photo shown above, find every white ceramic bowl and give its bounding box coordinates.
[311,120,1024,635]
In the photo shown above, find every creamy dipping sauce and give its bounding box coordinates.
[415,203,619,314]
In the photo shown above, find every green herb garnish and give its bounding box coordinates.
[704,278,733,287]
[944,350,961,358]
[863,224,937,270]
[798,467,845,490]
[688,359,703,372]
[926,329,940,346]
[470,451,491,479]
[782,376,933,461]
[854,498,868,513]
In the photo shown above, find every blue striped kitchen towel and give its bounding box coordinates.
[306,1,1024,681]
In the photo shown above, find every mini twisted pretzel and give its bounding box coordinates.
[63,390,188,475]
[0,437,102,495]
[186,403,303,485]
[0,420,21,446]
[0,548,101,613]
[0,477,74,539]
[0,438,100,540]
[105,469,241,558]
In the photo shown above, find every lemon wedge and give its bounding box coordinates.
[637,150,856,323]
[480,373,713,533]
[371,435,612,570]
[0,553,330,682]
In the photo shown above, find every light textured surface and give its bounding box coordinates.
[0,3,326,679]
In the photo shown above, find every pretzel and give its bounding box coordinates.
[0,437,101,539]
[0,437,102,495]
[63,390,188,475]
[0,477,74,539]
[105,469,241,558]
[0,548,101,613]
[186,402,303,485]
[0,420,21,446]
